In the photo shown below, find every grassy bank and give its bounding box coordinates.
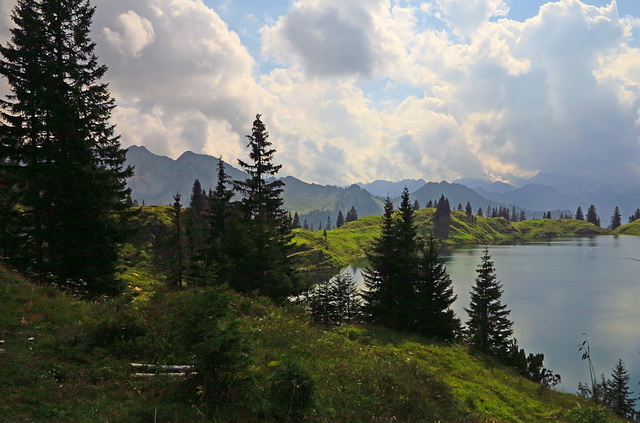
[292,208,609,271]
[0,262,621,422]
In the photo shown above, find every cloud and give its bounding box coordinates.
[428,0,509,39]
[91,0,274,161]
[104,11,155,58]
[1,0,640,190]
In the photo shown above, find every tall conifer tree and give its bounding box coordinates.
[610,206,622,230]
[362,198,398,326]
[234,114,296,300]
[0,0,132,294]
[413,235,461,341]
[465,247,513,357]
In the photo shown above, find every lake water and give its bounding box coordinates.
[344,235,640,393]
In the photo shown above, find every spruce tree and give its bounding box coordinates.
[610,206,622,230]
[0,0,133,294]
[292,212,301,229]
[586,205,600,227]
[465,202,473,218]
[205,157,234,277]
[629,208,640,223]
[575,206,584,220]
[336,210,345,228]
[345,206,359,223]
[433,194,451,238]
[465,247,513,357]
[362,198,399,327]
[190,178,208,213]
[605,359,635,419]
[413,235,461,341]
[170,193,184,288]
[234,114,296,300]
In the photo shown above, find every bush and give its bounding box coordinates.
[269,360,315,420]
[565,405,610,423]
[170,288,249,405]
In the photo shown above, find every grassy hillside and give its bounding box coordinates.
[613,219,640,236]
[0,262,620,422]
[292,208,609,270]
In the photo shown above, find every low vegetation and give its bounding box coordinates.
[0,261,624,422]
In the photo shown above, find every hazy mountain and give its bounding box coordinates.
[126,146,620,223]
[357,179,427,198]
[473,184,582,212]
[125,145,247,206]
[282,177,384,228]
[454,178,516,194]
[125,146,384,227]
[410,181,493,211]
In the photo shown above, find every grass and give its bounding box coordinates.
[613,219,640,236]
[0,259,626,422]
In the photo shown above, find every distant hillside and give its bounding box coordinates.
[282,176,384,228]
[410,181,493,211]
[357,178,427,198]
[473,184,581,213]
[125,146,384,224]
[125,146,575,221]
[125,145,246,206]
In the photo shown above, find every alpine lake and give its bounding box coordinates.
[341,235,640,393]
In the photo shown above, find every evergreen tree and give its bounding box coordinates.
[361,198,400,327]
[465,247,513,357]
[326,215,332,231]
[345,206,359,223]
[629,208,640,223]
[0,0,133,294]
[605,359,636,419]
[205,157,234,276]
[413,199,420,210]
[190,178,208,213]
[586,205,600,227]
[234,114,296,300]
[609,206,622,230]
[433,194,451,239]
[511,206,518,222]
[170,193,184,288]
[336,210,345,228]
[292,212,301,229]
[477,207,484,217]
[465,202,473,218]
[518,210,526,221]
[427,200,433,208]
[309,272,362,325]
[575,206,585,220]
[413,235,461,341]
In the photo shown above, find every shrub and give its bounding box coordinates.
[269,360,315,420]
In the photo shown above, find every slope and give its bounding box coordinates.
[0,262,619,422]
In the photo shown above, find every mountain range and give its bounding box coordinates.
[124,145,639,225]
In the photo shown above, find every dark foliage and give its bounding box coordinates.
[0,0,133,295]
[345,206,359,223]
[609,206,622,230]
[586,205,601,227]
[233,114,297,300]
[465,247,513,357]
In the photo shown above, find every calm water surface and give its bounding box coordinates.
[345,235,640,392]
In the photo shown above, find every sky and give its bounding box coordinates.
[2,0,640,189]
